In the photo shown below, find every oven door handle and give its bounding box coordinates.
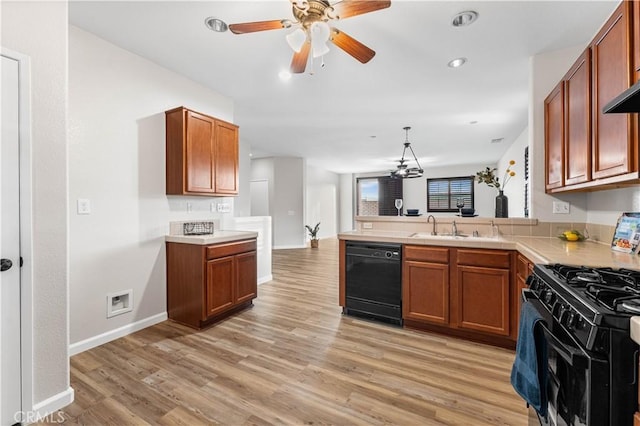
[522,290,587,367]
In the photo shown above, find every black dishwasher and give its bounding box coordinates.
[344,241,402,325]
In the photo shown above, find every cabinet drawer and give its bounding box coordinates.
[404,245,449,263]
[206,239,257,260]
[456,249,510,269]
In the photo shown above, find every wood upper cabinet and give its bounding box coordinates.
[402,245,450,325]
[166,106,239,196]
[591,1,635,180]
[454,249,511,337]
[214,120,240,195]
[564,49,592,186]
[545,1,639,193]
[166,238,257,329]
[545,82,565,190]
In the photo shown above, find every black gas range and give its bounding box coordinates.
[524,264,639,426]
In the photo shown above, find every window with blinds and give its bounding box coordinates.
[427,176,475,212]
[357,176,403,216]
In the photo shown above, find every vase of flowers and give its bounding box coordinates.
[476,161,516,218]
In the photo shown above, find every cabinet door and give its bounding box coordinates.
[545,82,565,191]
[235,251,257,304]
[402,260,449,325]
[634,0,640,82]
[564,49,592,186]
[186,111,216,193]
[515,254,533,336]
[214,120,239,195]
[591,1,635,180]
[456,266,510,336]
[206,255,235,317]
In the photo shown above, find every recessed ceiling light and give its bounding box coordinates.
[452,11,478,27]
[448,57,467,68]
[491,138,505,144]
[204,17,228,33]
[469,120,478,125]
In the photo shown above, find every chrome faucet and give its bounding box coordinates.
[427,215,437,235]
[452,220,458,236]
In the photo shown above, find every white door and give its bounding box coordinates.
[1,53,23,425]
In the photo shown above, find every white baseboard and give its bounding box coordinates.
[26,386,74,424]
[258,274,273,285]
[69,312,167,356]
[273,244,306,250]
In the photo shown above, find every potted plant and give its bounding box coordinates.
[305,222,320,248]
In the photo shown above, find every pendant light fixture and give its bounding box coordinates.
[390,126,424,179]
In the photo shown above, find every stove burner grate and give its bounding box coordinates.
[550,264,640,290]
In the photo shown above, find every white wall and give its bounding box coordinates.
[2,0,71,412]
[339,173,354,231]
[306,165,340,239]
[68,26,240,347]
[497,126,528,218]
[250,157,306,248]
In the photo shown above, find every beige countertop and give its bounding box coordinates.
[165,230,258,245]
[338,230,640,269]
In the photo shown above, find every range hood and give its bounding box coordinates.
[603,80,640,113]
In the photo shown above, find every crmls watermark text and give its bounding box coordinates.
[14,410,65,424]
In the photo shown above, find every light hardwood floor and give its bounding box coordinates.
[51,238,530,425]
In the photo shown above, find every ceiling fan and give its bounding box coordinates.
[229,0,391,73]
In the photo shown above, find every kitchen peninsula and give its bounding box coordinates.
[338,215,640,348]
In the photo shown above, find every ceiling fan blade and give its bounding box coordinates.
[330,28,375,63]
[229,20,288,34]
[329,0,391,19]
[290,41,311,73]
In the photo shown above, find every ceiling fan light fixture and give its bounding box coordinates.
[310,21,331,57]
[286,28,307,52]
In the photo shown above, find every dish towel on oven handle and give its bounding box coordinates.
[510,300,548,418]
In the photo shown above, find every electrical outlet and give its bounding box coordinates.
[77,198,91,215]
[217,203,231,213]
[552,201,570,214]
[362,222,373,229]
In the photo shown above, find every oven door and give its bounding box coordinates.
[522,290,610,426]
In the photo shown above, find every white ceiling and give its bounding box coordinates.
[69,0,619,174]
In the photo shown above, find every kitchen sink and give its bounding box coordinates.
[409,232,500,241]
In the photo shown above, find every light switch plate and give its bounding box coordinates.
[77,198,91,215]
[552,201,570,214]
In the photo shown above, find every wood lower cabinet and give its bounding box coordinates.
[515,254,534,334]
[402,245,449,325]
[402,245,516,348]
[167,238,257,329]
[165,106,239,196]
[455,249,511,337]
